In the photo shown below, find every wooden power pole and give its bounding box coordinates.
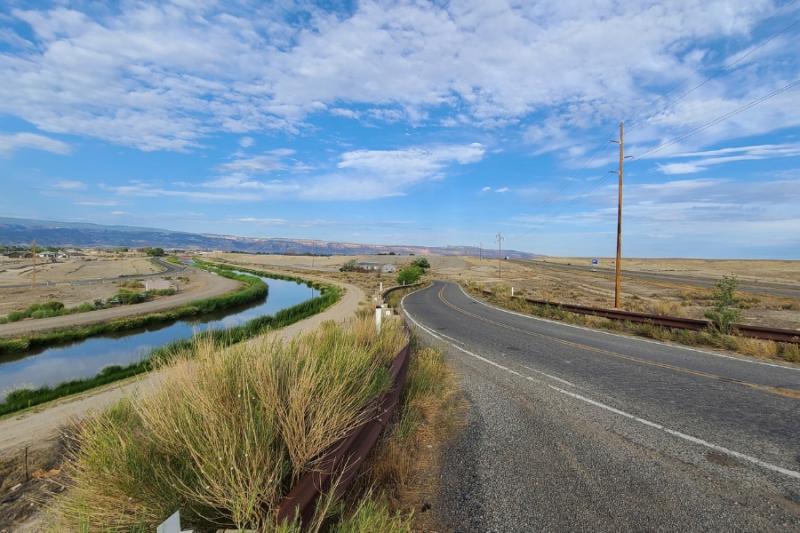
[31,240,37,289]
[496,233,503,278]
[614,122,624,308]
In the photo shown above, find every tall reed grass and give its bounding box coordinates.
[48,316,408,531]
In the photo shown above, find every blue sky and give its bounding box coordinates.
[1,1,799,258]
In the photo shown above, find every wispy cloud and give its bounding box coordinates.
[52,180,86,190]
[656,143,800,174]
[0,132,70,155]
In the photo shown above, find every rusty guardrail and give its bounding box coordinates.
[381,283,423,301]
[275,339,412,526]
[479,289,800,344]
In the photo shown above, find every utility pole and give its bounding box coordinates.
[614,121,624,308]
[31,240,37,289]
[479,242,483,261]
[496,233,503,278]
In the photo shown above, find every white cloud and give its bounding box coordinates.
[0,1,786,153]
[239,136,254,148]
[124,142,486,201]
[52,180,86,190]
[481,186,492,192]
[496,187,510,193]
[656,143,800,174]
[0,132,71,155]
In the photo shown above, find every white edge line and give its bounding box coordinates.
[401,286,800,481]
[456,283,800,372]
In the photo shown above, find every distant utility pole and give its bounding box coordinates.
[496,233,504,278]
[479,242,483,261]
[31,240,37,289]
[612,121,625,308]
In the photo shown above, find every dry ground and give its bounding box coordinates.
[540,256,800,284]
[431,256,800,330]
[0,256,169,316]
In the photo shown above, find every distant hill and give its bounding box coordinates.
[0,217,540,259]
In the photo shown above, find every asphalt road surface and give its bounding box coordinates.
[517,260,800,299]
[403,281,800,532]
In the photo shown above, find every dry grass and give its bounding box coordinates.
[45,316,408,532]
[349,343,464,532]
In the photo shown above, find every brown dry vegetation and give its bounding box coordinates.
[28,308,459,532]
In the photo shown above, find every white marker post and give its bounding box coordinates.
[511,286,515,297]
[375,305,382,334]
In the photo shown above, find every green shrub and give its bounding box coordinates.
[396,266,423,285]
[704,276,742,335]
[411,257,430,270]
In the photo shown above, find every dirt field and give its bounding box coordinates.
[0,268,240,338]
[539,257,800,284]
[432,256,800,330]
[0,256,181,316]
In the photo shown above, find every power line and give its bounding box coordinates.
[631,78,800,160]
[517,4,800,220]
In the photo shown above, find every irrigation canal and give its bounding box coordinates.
[0,273,318,400]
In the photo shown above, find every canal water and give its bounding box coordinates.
[0,274,318,400]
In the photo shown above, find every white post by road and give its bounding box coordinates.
[511,286,515,297]
[375,305,382,334]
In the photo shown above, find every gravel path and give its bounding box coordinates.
[404,281,800,531]
[0,277,364,459]
[0,267,240,338]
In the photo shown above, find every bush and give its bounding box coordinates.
[704,276,742,335]
[411,257,430,270]
[396,266,423,285]
[340,259,359,272]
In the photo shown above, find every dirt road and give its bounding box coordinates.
[0,268,240,338]
[0,277,364,459]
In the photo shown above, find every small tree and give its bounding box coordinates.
[412,257,430,270]
[340,259,358,272]
[704,276,741,335]
[396,265,423,285]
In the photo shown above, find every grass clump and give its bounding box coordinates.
[48,316,408,532]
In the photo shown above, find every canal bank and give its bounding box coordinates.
[0,264,340,415]
[0,274,364,458]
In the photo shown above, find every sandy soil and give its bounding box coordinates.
[0,268,240,338]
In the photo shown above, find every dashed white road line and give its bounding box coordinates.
[401,288,800,481]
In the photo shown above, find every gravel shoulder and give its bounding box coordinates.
[0,267,240,338]
[0,276,364,459]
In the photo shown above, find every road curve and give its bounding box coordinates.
[403,281,800,531]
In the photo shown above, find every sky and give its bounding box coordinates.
[0,0,799,258]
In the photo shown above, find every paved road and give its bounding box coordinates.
[403,281,800,531]
[516,260,800,299]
